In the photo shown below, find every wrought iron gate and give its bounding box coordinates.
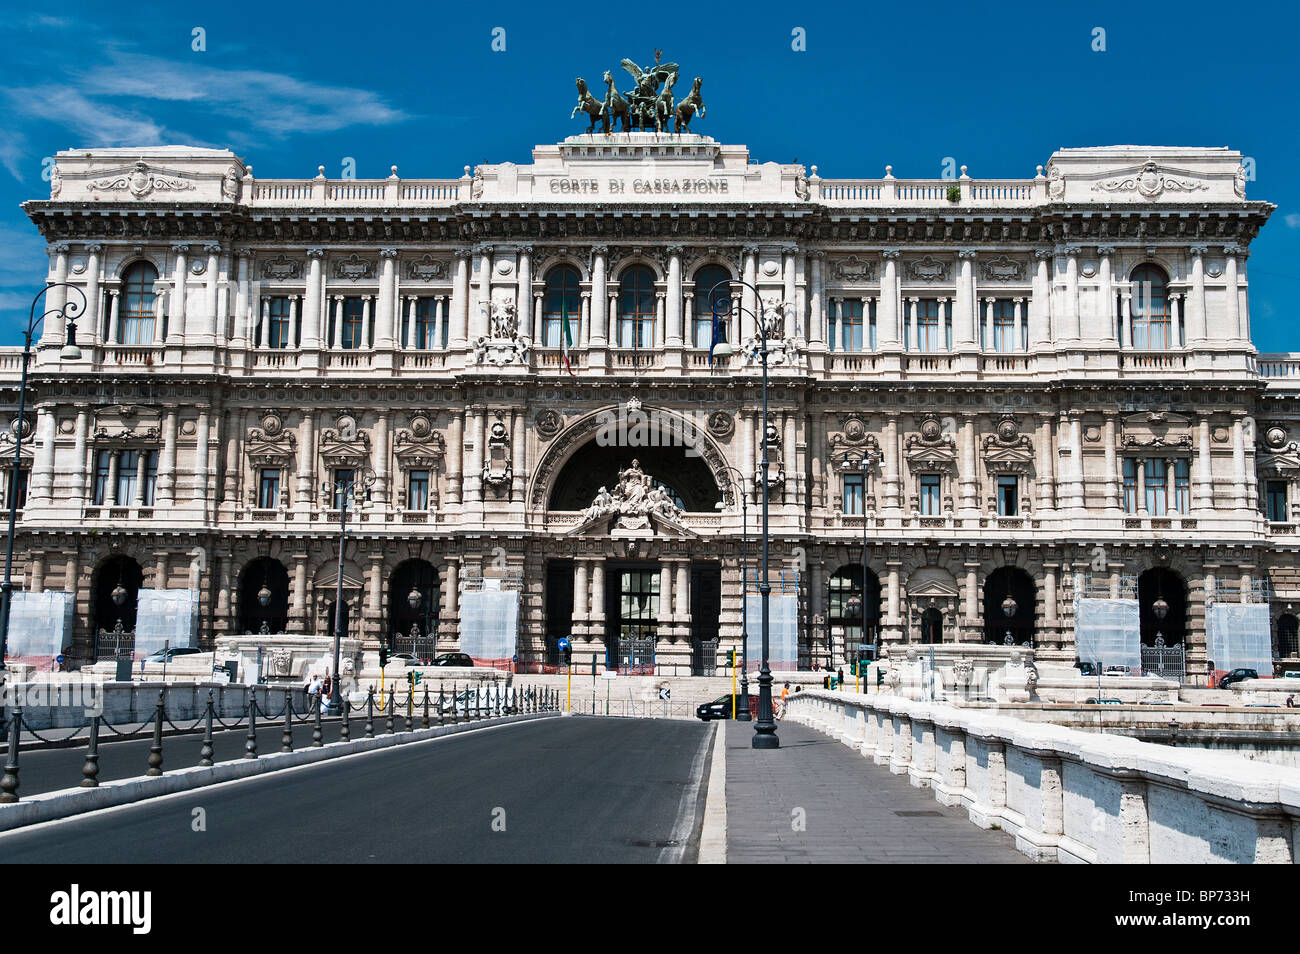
[692,638,718,676]
[1140,636,1185,681]
[617,637,655,673]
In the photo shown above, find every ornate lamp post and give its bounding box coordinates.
[709,278,783,749]
[715,463,750,720]
[319,466,376,712]
[0,284,82,676]
[1001,593,1018,644]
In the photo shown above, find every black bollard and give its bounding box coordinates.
[312,688,324,747]
[422,685,430,730]
[199,691,215,767]
[0,710,20,803]
[437,685,445,726]
[147,689,165,776]
[365,687,375,738]
[244,694,258,759]
[385,687,395,734]
[408,687,414,729]
[340,694,350,742]
[281,690,293,753]
[81,715,101,787]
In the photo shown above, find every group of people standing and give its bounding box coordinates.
[304,673,333,712]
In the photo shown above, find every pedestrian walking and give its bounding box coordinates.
[778,681,791,719]
[1288,694,1296,709]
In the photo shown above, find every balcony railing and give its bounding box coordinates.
[249,177,462,208]
[1120,351,1187,371]
[1258,354,1300,379]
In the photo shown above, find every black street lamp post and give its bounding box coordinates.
[319,466,376,712]
[0,283,83,677]
[715,463,750,720]
[709,279,780,748]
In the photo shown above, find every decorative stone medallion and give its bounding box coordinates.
[706,410,734,439]
[535,409,563,439]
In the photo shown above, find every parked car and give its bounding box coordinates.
[696,694,742,720]
[432,652,475,668]
[1283,671,1300,679]
[389,653,422,667]
[143,646,204,663]
[1217,668,1258,690]
[1084,697,1123,705]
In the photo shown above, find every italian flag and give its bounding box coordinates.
[561,301,575,376]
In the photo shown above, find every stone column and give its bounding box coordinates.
[809,251,826,347]
[450,247,471,348]
[1223,245,1243,340]
[1044,565,1058,626]
[783,412,797,506]
[42,243,70,346]
[1030,249,1051,348]
[880,250,902,349]
[666,246,683,347]
[132,451,147,506]
[783,246,797,337]
[1188,245,1209,342]
[156,408,178,504]
[573,561,590,627]
[590,246,608,347]
[1195,417,1214,511]
[296,413,315,508]
[1062,246,1081,341]
[84,244,103,342]
[169,245,188,341]
[374,411,390,505]
[659,563,673,625]
[741,247,758,342]
[193,243,220,345]
[1232,415,1248,510]
[590,562,605,629]
[447,411,464,505]
[377,249,398,349]
[516,245,532,332]
[193,411,210,515]
[1097,245,1116,342]
[471,245,493,342]
[956,249,977,346]
[106,291,122,345]
[963,562,979,630]
[72,408,89,503]
[511,409,526,502]
[107,453,120,505]
[1103,413,1119,511]
[444,559,460,629]
[675,561,689,624]
[30,408,57,503]
[1037,417,1055,512]
[959,416,978,514]
[883,414,901,510]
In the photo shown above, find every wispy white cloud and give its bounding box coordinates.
[1286,213,1300,228]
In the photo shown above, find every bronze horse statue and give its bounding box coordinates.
[654,71,677,133]
[572,77,605,133]
[674,77,705,133]
[601,70,632,133]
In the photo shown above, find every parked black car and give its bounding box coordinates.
[432,652,475,668]
[697,694,742,721]
[1217,668,1258,690]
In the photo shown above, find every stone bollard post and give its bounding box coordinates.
[147,689,165,776]
[199,691,215,766]
[81,715,101,787]
[244,695,258,759]
[0,709,20,802]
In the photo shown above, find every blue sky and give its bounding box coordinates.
[0,0,1296,348]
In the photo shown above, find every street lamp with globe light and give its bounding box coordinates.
[319,466,376,711]
[713,462,751,720]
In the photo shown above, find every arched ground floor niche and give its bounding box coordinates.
[387,559,439,659]
[984,566,1036,645]
[238,557,290,634]
[1138,567,1188,647]
[826,564,882,666]
[92,555,143,659]
[548,438,720,512]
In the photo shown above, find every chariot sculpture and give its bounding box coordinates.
[572,50,706,134]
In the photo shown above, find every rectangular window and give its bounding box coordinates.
[333,469,354,510]
[992,301,1018,353]
[408,470,430,511]
[692,309,728,350]
[143,451,159,506]
[1173,459,1190,515]
[917,300,943,353]
[1122,458,1137,514]
[10,468,29,509]
[842,473,864,515]
[997,475,1019,516]
[920,474,942,516]
[840,299,864,353]
[341,299,364,350]
[93,450,111,505]
[267,297,292,349]
[1267,480,1288,522]
[1145,458,1168,516]
[413,299,438,350]
[117,450,139,505]
[258,469,281,510]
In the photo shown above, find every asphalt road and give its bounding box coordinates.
[0,716,714,863]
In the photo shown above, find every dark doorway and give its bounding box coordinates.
[1138,567,1187,647]
[545,560,575,666]
[238,557,290,634]
[324,600,351,641]
[92,555,143,651]
[827,564,882,664]
[388,559,439,654]
[983,566,1036,645]
[604,564,659,671]
[920,607,943,644]
[548,437,720,512]
[690,562,721,675]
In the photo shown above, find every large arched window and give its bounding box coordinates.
[827,565,882,665]
[238,557,290,635]
[120,262,158,345]
[692,265,731,350]
[983,566,1036,645]
[1130,264,1174,350]
[617,265,656,348]
[543,265,582,348]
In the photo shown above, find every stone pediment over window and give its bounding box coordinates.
[247,410,296,468]
[982,416,1034,474]
[320,413,370,468]
[1120,411,1193,450]
[829,418,880,473]
[905,417,956,472]
[0,420,34,463]
[393,414,446,469]
[92,405,161,444]
[1258,426,1300,476]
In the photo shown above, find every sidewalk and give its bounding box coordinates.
[724,720,1035,864]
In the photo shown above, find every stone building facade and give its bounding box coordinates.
[5,134,1296,680]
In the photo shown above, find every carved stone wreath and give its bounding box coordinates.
[535,409,563,439]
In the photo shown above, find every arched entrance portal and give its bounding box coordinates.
[547,433,721,512]
[92,555,143,660]
[984,567,1036,645]
[388,559,439,661]
[238,557,290,634]
[1138,567,1187,647]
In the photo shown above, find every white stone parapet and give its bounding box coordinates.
[785,688,1300,863]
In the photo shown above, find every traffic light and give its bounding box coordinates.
[379,644,389,668]
[564,644,572,666]
[725,650,735,666]
[876,668,887,687]
[406,671,415,688]
[413,671,422,685]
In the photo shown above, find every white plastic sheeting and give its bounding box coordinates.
[744,593,799,671]
[459,583,519,665]
[6,591,75,664]
[133,588,199,658]
[1206,603,1273,675]
[1074,597,1141,672]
